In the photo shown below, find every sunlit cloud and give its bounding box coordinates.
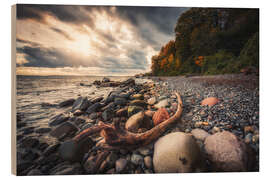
[16,4,188,76]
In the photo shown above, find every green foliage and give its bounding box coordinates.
[150,8,259,76]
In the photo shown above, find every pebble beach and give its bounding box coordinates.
[16,74,259,175]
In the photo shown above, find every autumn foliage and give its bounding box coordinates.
[150,8,259,76]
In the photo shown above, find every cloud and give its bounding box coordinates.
[16,4,189,75]
[50,27,74,41]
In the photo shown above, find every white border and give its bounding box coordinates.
[1,0,269,180]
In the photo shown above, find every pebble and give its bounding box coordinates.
[130,154,144,165]
[144,156,153,169]
[115,158,128,173]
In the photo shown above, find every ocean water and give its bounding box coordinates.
[16,75,150,144]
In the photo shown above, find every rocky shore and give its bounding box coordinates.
[16,74,259,175]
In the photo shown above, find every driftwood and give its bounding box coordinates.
[59,92,183,161]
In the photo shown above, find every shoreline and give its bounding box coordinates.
[16,74,259,175]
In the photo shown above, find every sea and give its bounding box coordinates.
[16,75,151,144]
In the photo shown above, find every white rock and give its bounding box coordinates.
[153,132,202,173]
[154,99,169,109]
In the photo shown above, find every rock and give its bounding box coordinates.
[116,107,128,117]
[101,102,115,111]
[50,122,78,139]
[93,80,101,85]
[211,126,221,134]
[204,131,255,171]
[43,143,60,156]
[91,97,103,104]
[73,109,84,116]
[59,98,75,107]
[22,127,35,135]
[252,134,259,143]
[144,110,155,118]
[21,137,39,148]
[35,127,51,134]
[49,113,69,126]
[129,100,147,107]
[27,169,43,175]
[147,97,156,105]
[244,133,253,144]
[102,77,110,83]
[73,117,86,126]
[115,158,128,173]
[132,94,144,100]
[106,168,115,174]
[125,111,145,132]
[89,112,101,119]
[154,99,169,109]
[79,123,94,132]
[144,156,153,169]
[191,128,210,141]
[37,142,49,151]
[53,163,82,175]
[138,147,151,156]
[84,155,96,173]
[121,78,135,86]
[128,106,144,117]
[201,97,219,107]
[72,96,90,111]
[86,102,102,114]
[152,108,170,126]
[194,121,203,128]
[153,132,202,173]
[244,126,254,134]
[59,137,94,162]
[102,109,114,121]
[131,154,144,165]
[114,98,127,106]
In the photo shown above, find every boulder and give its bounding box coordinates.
[144,110,155,118]
[125,111,145,133]
[153,132,202,173]
[152,108,170,126]
[204,131,255,172]
[154,99,169,109]
[72,96,90,111]
[50,122,78,139]
[201,97,219,107]
[191,128,210,141]
[59,137,94,162]
[59,98,75,108]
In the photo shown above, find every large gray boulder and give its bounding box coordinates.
[50,122,78,139]
[204,131,255,172]
[153,132,202,173]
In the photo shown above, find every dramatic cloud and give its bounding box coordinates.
[16,4,188,76]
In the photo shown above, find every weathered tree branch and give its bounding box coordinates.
[59,92,183,161]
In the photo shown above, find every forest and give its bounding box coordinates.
[151,8,259,76]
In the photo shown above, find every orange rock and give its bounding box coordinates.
[202,122,209,126]
[201,97,219,106]
[244,126,254,134]
[152,108,170,126]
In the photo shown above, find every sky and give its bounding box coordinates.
[16,4,188,76]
